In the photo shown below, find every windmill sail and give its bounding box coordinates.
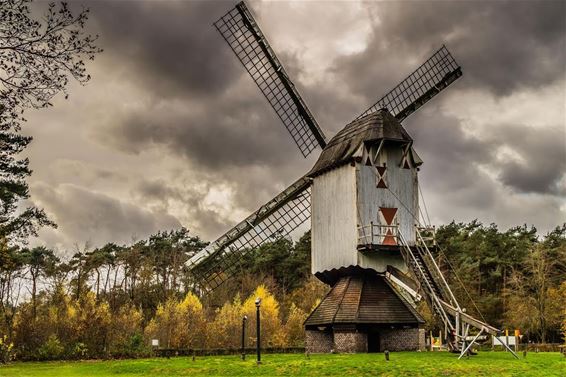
[356,45,462,122]
[214,1,326,157]
[186,176,312,292]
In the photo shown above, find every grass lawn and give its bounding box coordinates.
[1,352,564,377]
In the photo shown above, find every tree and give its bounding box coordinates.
[21,246,59,319]
[284,303,307,347]
[241,285,284,348]
[504,229,566,343]
[207,295,243,349]
[144,292,206,349]
[0,238,25,338]
[0,0,101,244]
[147,228,206,299]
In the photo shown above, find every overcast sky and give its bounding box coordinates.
[22,0,565,255]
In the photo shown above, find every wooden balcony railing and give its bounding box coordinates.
[357,223,399,246]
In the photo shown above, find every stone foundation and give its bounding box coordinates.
[306,329,333,353]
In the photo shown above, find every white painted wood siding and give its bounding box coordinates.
[311,164,358,274]
[356,144,419,245]
[355,144,418,273]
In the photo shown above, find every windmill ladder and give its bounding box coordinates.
[396,230,518,358]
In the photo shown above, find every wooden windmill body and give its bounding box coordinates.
[187,1,519,358]
[304,110,426,352]
[310,110,418,283]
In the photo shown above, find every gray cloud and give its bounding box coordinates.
[88,1,241,99]
[495,125,566,195]
[336,0,565,101]
[32,183,181,249]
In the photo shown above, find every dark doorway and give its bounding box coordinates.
[368,332,380,353]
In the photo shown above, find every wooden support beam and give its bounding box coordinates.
[439,300,499,336]
[458,328,483,360]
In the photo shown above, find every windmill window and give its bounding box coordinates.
[376,165,387,188]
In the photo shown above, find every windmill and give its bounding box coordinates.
[187,1,518,357]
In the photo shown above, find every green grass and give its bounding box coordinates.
[1,352,564,377]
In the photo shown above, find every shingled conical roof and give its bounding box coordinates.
[308,109,412,177]
[304,273,424,327]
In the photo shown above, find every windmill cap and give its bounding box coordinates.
[308,109,412,177]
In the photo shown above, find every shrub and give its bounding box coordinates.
[38,335,64,360]
[70,342,88,359]
[0,335,15,363]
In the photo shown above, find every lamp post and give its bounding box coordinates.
[255,297,261,365]
[241,315,248,360]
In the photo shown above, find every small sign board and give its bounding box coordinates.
[152,339,159,347]
[492,335,516,346]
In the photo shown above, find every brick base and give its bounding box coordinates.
[379,327,423,351]
[306,330,333,353]
[334,331,367,353]
[306,326,423,353]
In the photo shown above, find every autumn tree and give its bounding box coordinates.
[284,303,307,347]
[241,285,286,348]
[206,295,242,349]
[505,226,566,342]
[145,292,206,349]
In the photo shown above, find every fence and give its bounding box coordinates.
[154,347,306,358]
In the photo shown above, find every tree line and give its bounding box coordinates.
[0,222,564,361]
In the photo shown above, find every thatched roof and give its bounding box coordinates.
[308,109,413,177]
[304,272,424,327]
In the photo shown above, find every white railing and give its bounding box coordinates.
[357,222,399,246]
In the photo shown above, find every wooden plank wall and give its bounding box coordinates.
[311,164,358,274]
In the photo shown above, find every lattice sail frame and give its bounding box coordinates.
[187,177,311,292]
[214,2,326,157]
[356,45,462,122]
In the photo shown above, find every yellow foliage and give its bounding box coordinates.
[109,305,144,354]
[207,295,242,349]
[145,293,206,349]
[241,285,282,348]
[178,292,203,312]
[284,303,307,347]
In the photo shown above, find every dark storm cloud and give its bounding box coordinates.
[96,89,305,171]
[89,0,313,188]
[407,107,566,198]
[88,1,241,98]
[406,109,497,203]
[336,0,565,100]
[493,124,566,195]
